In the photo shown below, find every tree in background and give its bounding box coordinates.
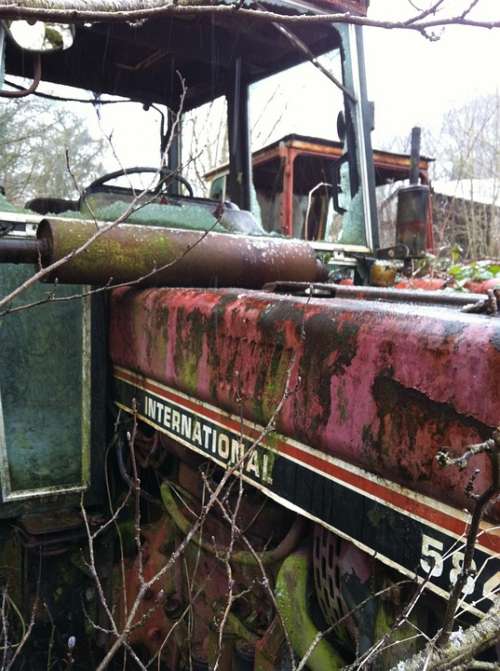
[377,94,499,259]
[429,93,499,258]
[0,97,107,207]
[182,83,290,197]
[437,93,499,182]
[182,96,228,196]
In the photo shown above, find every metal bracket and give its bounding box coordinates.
[375,244,410,260]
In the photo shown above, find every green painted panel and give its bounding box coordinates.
[0,265,87,497]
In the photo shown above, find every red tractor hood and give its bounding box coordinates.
[110,286,500,613]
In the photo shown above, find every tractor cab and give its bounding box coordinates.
[206,132,433,250]
[1,0,377,246]
[0,0,375,510]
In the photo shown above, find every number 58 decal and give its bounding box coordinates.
[420,533,499,603]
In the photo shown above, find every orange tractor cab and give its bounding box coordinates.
[207,132,434,251]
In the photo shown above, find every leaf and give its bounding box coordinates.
[448,264,464,278]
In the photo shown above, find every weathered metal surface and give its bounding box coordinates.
[206,134,432,188]
[0,238,44,264]
[395,277,500,295]
[409,127,422,186]
[0,263,90,503]
[4,6,343,112]
[262,281,486,308]
[109,286,500,521]
[36,219,327,288]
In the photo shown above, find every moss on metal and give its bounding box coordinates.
[81,200,228,233]
[173,308,204,393]
[275,549,345,671]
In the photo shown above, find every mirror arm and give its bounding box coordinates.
[0,53,41,98]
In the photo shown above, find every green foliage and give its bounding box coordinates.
[447,259,500,285]
[0,96,107,206]
[408,252,500,291]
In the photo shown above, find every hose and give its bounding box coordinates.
[116,435,161,505]
[275,549,345,671]
[160,481,305,566]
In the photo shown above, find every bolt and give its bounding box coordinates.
[163,596,182,618]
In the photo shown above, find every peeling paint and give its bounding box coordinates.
[109,286,500,522]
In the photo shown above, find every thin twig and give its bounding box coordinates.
[437,433,500,647]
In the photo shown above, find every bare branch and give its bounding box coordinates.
[0,76,188,313]
[0,1,499,33]
[391,595,500,671]
[436,438,497,471]
[403,0,446,25]
[393,429,500,670]
[267,20,356,102]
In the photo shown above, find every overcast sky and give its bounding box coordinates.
[246,0,500,156]
[365,0,500,151]
[91,0,500,170]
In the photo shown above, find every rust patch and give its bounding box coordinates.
[205,293,241,399]
[373,377,491,436]
[299,313,359,433]
[371,375,491,482]
[257,300,304,342]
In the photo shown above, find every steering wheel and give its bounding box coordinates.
[84,166,194,198]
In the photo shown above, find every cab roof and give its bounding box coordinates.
[4,0,368,110]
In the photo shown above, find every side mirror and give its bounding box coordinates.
[4,20,74,52]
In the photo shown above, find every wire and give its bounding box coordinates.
[116,434,161,506]
[3,80,136,106]
[0,55,41,99]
